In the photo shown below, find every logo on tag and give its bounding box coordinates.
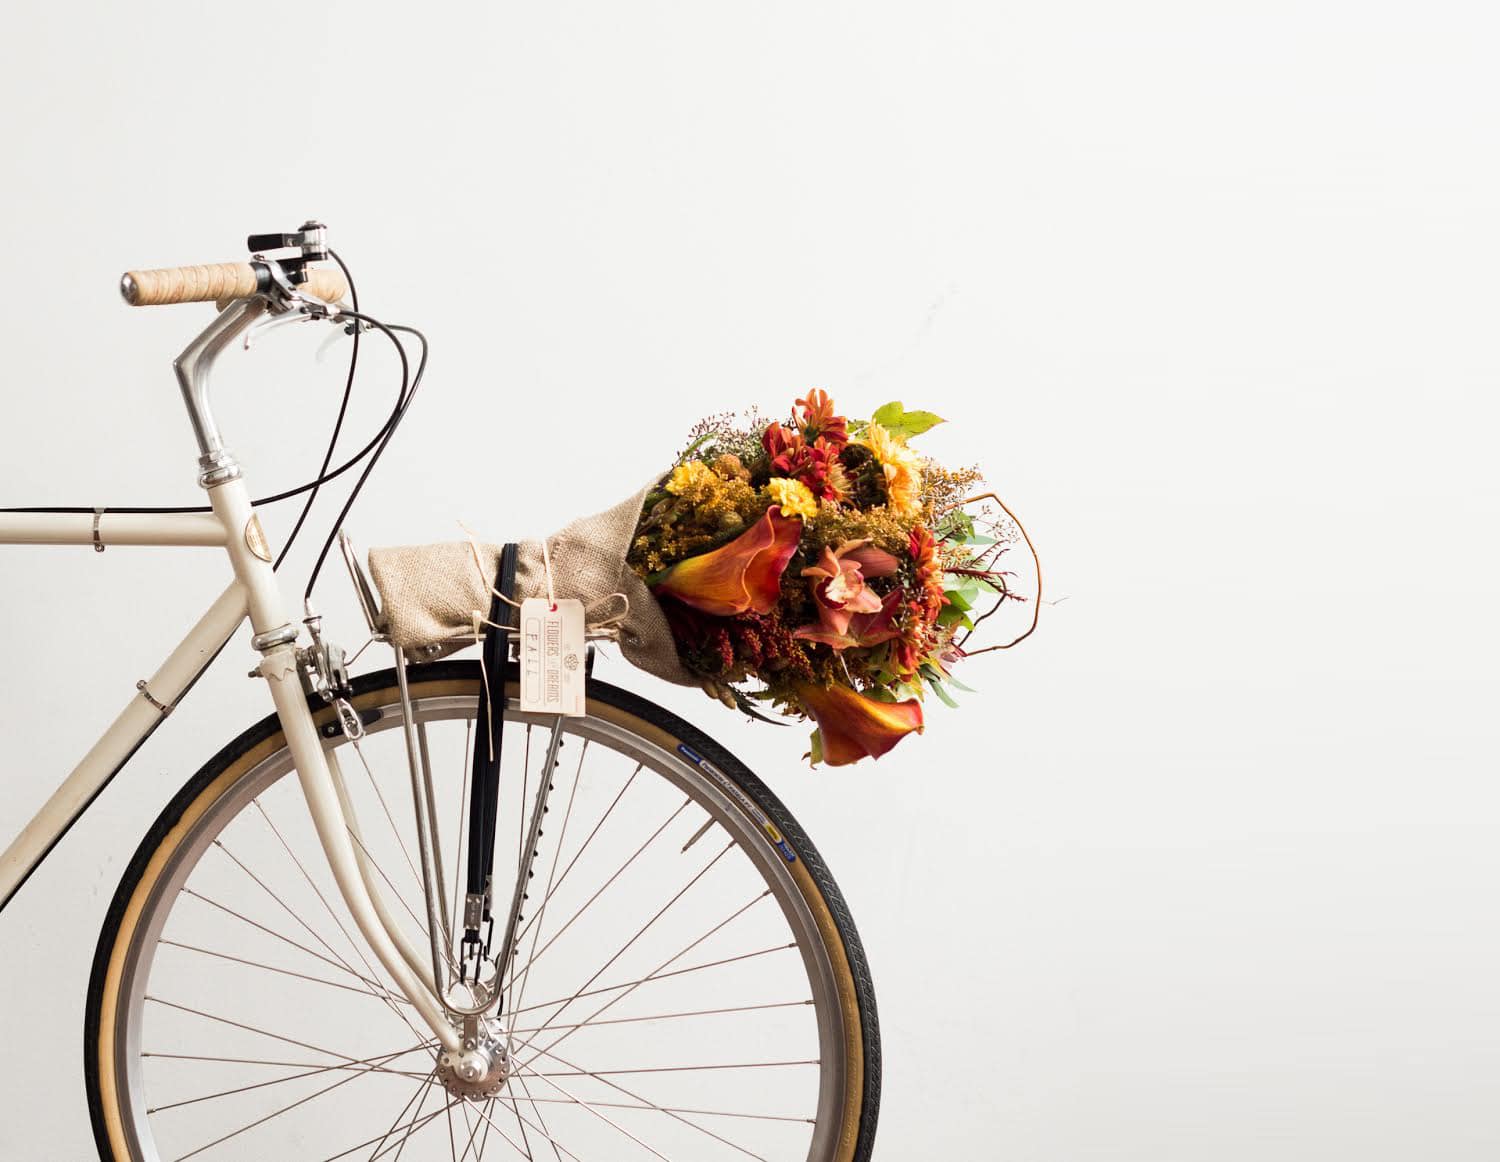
[519,597,587,716]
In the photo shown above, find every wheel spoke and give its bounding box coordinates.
[513,1068,679,1162]
[250,798,417,1021]
[320,1099,459,1162]
[508,942,796,1018]
[351,735,425,894]
[507,997,812,1035]
[171,1053,425,1160]
[456,1101,485,1162]
[143,1048,429,1074]
[510,841,734,1050]
[516,888,769,1069]
[510,1069,564,1162]
[505,797,693,1002]
[157,938,411,1004]
[145,995,427,1071]
[473,1094,583,1161]
[212,838,372,983]
[147,1046,428,1115]
[492,1094,814,1125]
[513,762,642,947]
[385,1070,439,1162]
[180,889,400,1013]
[516,1052,769,1162]
[344,821,464,980]
[361,1067,440,1161]
[528,1059,820,1078]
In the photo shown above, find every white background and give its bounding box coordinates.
[1,2,1497,1158]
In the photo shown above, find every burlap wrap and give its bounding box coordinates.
[367,482,694,686]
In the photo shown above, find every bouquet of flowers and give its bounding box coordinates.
[369,390,1034,767]
[627,391,1034,765]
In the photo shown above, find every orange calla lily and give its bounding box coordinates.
[797,683,924,766]
[652,506,802,617]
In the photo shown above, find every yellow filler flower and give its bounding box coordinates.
[766,476,819,520]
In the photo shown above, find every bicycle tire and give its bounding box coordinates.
[84,660,881,1161]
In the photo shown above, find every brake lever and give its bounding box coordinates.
[242,304,325,350]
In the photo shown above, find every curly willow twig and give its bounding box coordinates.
[942,491,1041,655]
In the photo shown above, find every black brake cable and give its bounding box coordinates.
[0,274,425,578]
[302,315,427,601]
[274,249,361,570]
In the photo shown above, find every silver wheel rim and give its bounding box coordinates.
[107,689,849,1161]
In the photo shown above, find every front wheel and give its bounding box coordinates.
[85,660,880,1161]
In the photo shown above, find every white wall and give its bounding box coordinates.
[1,2,1496,1158]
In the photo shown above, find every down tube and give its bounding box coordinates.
[0,582,249,914]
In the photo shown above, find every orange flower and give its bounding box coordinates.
[652,506,802,617]
[796,389,848,447]
[798,683,924,765]
[909,526,947,624]
[857,421,922,516]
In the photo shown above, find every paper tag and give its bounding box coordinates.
[518,598,587,716]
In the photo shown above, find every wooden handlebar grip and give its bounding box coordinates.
[120,262,259,306]
[301,268,350,302]
[121,263,349,307]
[209,267,350,312]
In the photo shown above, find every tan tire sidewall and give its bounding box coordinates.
[91,676,866,1162]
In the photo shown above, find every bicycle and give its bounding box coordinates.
[0,224,880,1161]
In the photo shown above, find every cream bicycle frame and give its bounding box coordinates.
[0,296,464,1053]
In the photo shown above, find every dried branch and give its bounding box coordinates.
[942,491,1041,654]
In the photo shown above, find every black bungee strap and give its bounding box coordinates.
[461,542,518,969]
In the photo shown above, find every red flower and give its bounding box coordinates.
[798,682,923,765]
[762,424,846,501]
[652,506,802,617]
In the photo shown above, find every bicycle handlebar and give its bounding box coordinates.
[119,262,348,307]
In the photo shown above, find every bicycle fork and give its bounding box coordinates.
[182,300,478,1059]
[206,482,463,1057]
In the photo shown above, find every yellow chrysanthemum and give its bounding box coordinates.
[765,476,819,520]
[665,460,717,497]
[857,422,923,517]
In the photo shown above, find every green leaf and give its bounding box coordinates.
[943,588,975,611]
[928,678,960,708]
[870,400,946,441]
[937,606,974,630]
[938,510,975,541]
[945,673,977,693]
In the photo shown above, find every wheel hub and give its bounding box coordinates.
[436,1034,511,1100]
